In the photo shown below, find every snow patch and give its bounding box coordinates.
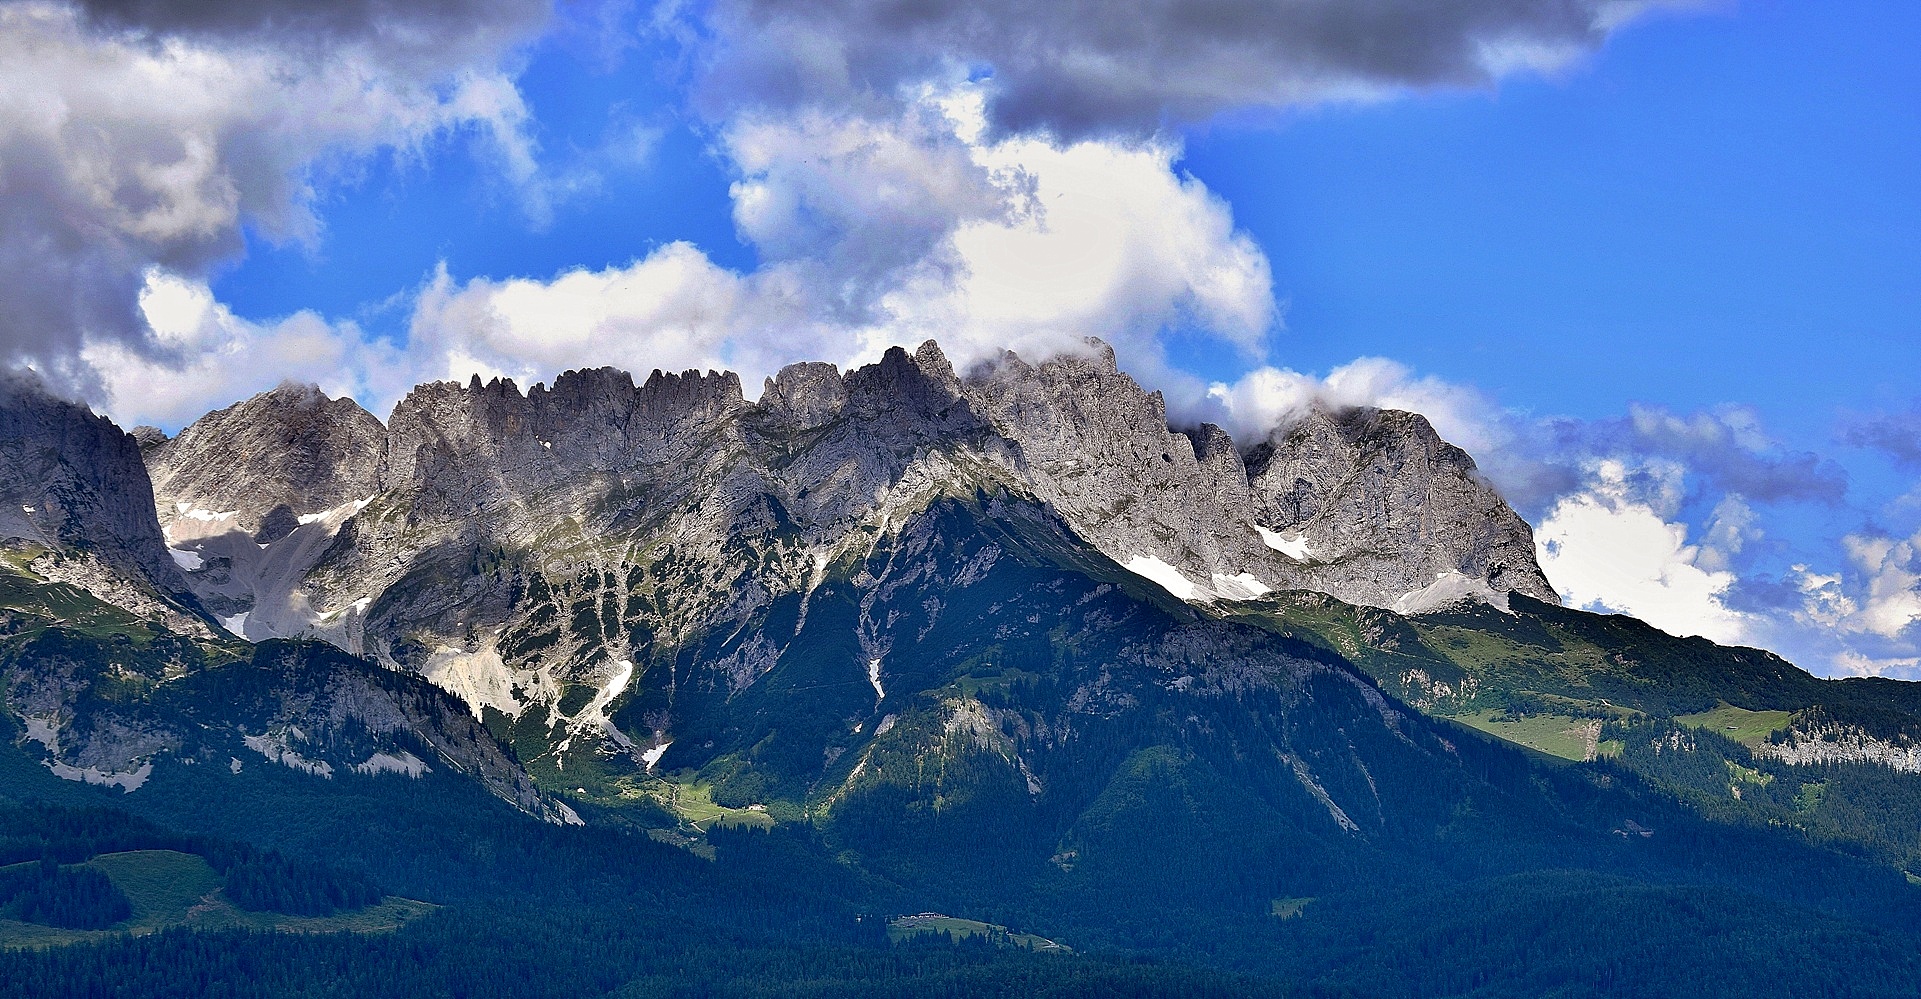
[1392,571,1513,616]
[1210,572,1272,600]
[218,611,250,638]
[574,659,636,745]
[1256,526,1313,561]
[1123,555,1211,602]
[298,497,370,526]
[867,657,886,703]
[641,741,671,771]
[168,547,204,571]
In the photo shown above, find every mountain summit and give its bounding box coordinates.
[149,339,1553,646]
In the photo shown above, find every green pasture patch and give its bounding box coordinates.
[0,851,435,949]
[1444,711,1618,763]
[1675,705,1793,747]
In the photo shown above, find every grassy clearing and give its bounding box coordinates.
[0,851,435,949]
[887,914,1069,953]
[1676,704,1793,747]
[1444,711,1620,763]
[652,780,775,832]
[88,850,220,925]
[1415,623,1621,697]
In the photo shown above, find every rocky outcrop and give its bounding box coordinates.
[0,375,208,635]
[1758,712,1921,774]
[147,382,385,542]
[132,339,1557,661]
[963,342,1294,602]
[0,623,574,823]
[1,341,1575,832]
[1244,405,1556,609]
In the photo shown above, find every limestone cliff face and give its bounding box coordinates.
[963,343,1293,601]
[103,338,1559,773]
[1244,406,1556,611]
[0,624,575,824]
[0,376,207,635]
[0,341,1569,819]
[147,382,385,542]
[134,340,1557,660]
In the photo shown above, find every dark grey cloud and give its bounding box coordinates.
[1479,405,1846,520]
[1616,405,1849,505]
[1840,406,1921,469]
[75,0,550,57]
[692,0,1686,135]
[0,0,549,396]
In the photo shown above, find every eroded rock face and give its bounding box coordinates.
[106,339,1558,780]
[1,341,1568,823]
[964,343,1295,601]
[134,340,1556,663]
[0,376,207,636]
[147,382,386,541]
[0,627,575,824]
[1243,406,1556,608]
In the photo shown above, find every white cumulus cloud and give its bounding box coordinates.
[1534,459,1753,644]
[86,271,409,429]
[1839,532,1921,640]
[388,86,1275,403]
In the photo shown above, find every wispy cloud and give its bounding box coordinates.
[1840,404,1921,470]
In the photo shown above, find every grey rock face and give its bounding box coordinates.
[0,626,573,823]
[147,381,385,540]
[962,342,1296,600]
[101,338,1558,777]
[1244,406,1556,609]
[134,339,1556,650]
[0,376,206,635]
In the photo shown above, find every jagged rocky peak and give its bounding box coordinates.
[131,335,1557,638]
[1244,403,1556,610]
[843,341,975,430]
[634,366,746,423]
[759,361,847,431]
[129,425,169,450]
[962,341,1288,599]
[385,366,750,491]
[0,374,203,631]
[147,381,385,542]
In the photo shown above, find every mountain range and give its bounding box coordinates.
[6,340,1921,997]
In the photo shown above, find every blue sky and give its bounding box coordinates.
[4,0,1917,676]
